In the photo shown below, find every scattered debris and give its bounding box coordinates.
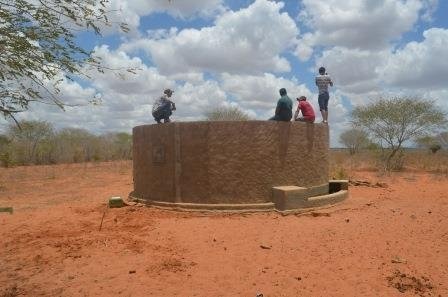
[1,285,19,297]
[387,270,433,296]
[349,180,388,188]
[0,207,13,214]
[391,256,407,264]
[309,212,331,217]
[260,245,271,250]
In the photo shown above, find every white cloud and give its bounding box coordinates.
[121,0,298,75]
[295,0,434,60]
[421,0,439,22]
[221,72,314,118]
[88,45,174,96]
[101,0,225,34]
[381,28,448,89]
[294,32,315,61]
[315,47,389,95]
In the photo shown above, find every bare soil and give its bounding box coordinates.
[0,161,447,297]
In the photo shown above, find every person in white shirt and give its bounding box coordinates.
[152,89,176,123]
[315,67,333,124]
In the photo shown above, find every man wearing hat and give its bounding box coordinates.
[294,96,315,123]
[152,89,176,123]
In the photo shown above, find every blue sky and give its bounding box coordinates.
[5,0,448,147]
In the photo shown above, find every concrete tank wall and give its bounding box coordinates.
[132,121,329,204]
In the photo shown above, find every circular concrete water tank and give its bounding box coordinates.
[131,121,329,208]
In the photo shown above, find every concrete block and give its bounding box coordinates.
[109,196,124,208]
[329,180,349,193]
[305,183,329,197]
[272,186,308,211]
[306,190,348,208]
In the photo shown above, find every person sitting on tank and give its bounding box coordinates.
[269,88,293,121]
[152,88,176,123]
[294,96,315,123]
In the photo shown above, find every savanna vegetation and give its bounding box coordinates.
[0,120,131,167]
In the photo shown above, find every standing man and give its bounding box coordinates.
[294,96,315,123]
[315,67,333,124]
[269,88,293,122]
[152,88,176,123]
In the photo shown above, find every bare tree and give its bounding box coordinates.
[438,131,448,150]
[415,135,442,154]
[7,120,54,164]
[352,96,446,170]
[205,106,251,121]
[339,128,370,155]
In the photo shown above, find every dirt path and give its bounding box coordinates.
[0,162,447,296]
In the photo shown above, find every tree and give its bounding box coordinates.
[52,127,97,163]
[438,131,448,150]
[352,96,446,170]
[0,134,12,167]
[415,135,442,154]
[110,132,132,159]
[339,128,370,155]
[7,120,54,164]
[0,0,131,124]
[205,106,251,121]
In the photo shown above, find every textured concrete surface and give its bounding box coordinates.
[132,121,329,205]
[271,180,349,211]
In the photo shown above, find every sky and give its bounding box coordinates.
[3,0,448,147]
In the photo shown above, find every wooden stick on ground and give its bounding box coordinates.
[99,205,108,231]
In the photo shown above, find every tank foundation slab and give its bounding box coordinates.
[128,180,348,213]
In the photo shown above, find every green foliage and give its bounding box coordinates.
[339,128,371,155]
[205,106,251,121]
[415,135,442,154]
[0,120,132,166]
[7,120,54,164]
[0,0,130,123]
[438,131,448,150]
[352,96,447,170]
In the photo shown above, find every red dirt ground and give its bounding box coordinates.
[0,161,447,297]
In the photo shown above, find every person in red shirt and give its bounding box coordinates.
[294,96,315,123]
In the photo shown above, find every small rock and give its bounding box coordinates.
[296,276,302,281]
[260,245,271,250]
[391,256,407,264]
[129,270,136,274]
[345,218,350,223]
[410,214,417,220]
[428,210,432,214]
